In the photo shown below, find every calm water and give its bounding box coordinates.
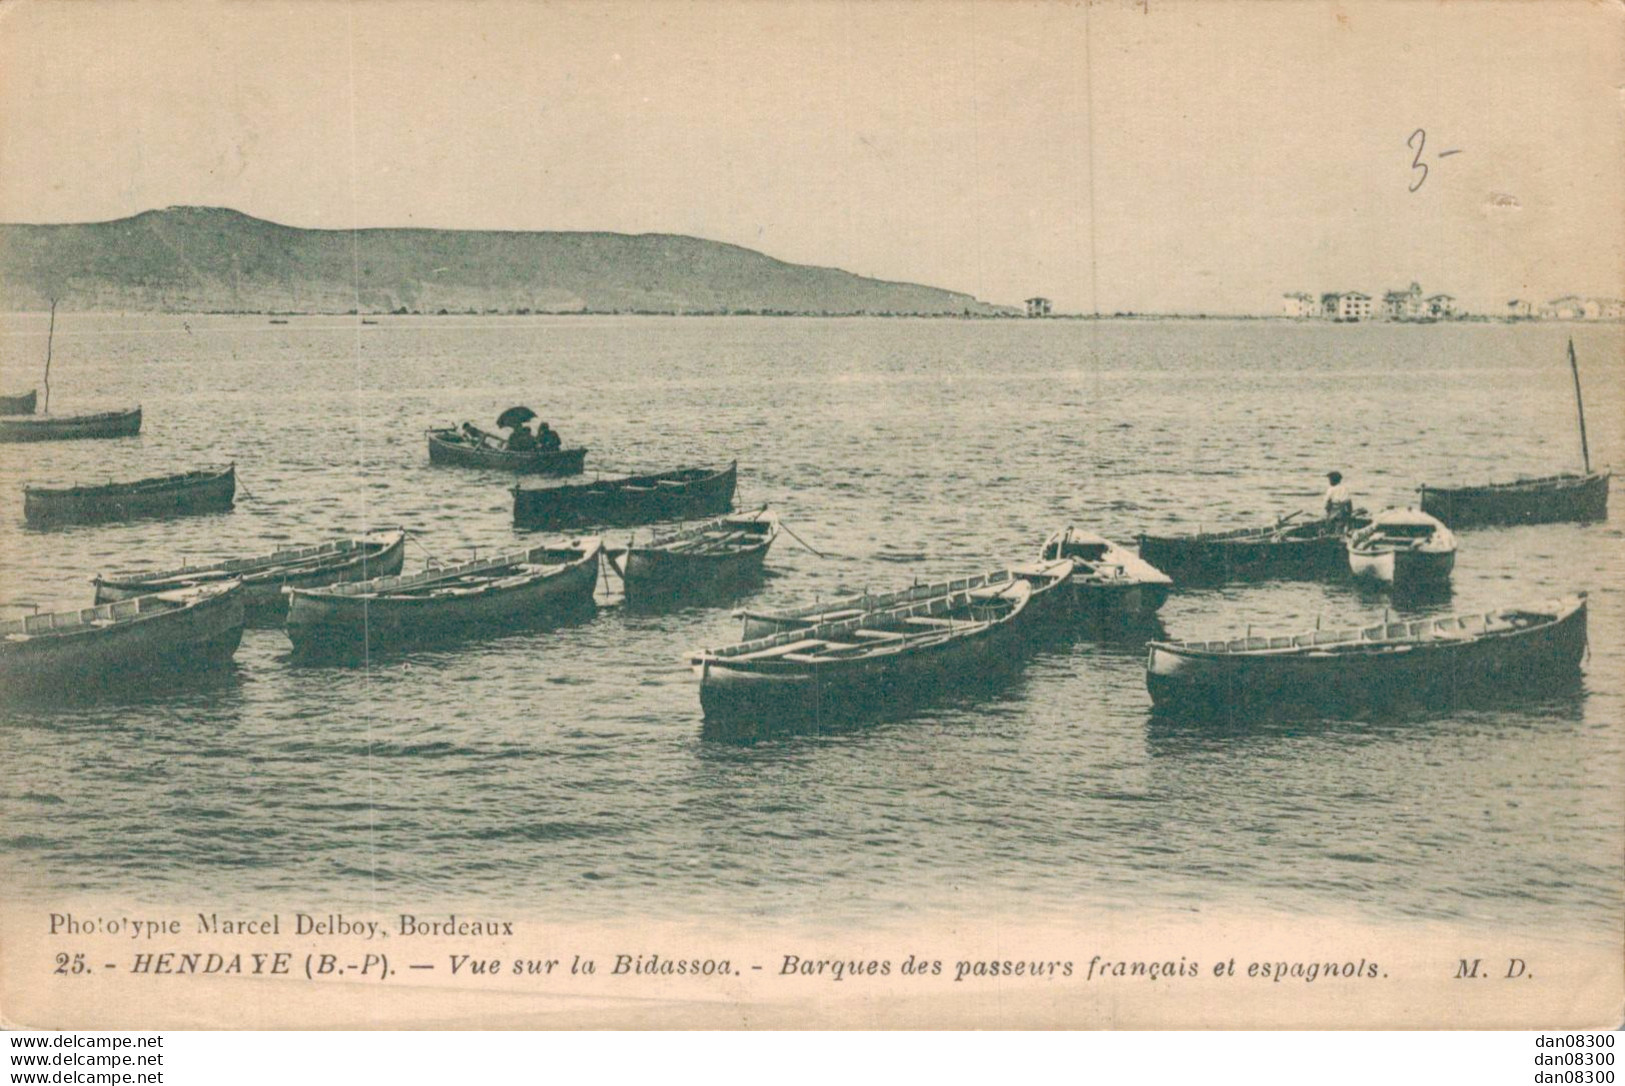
[0,315,1620,935]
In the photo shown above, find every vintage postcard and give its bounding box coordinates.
[0,0,1620,1031]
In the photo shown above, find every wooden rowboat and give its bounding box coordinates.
[285,537,602,655]
[1419,471,1609,528]
[0,580,246,695]
[614,510,779,603]
[426,425,587,475]
[23,464,235,525]
[1145,594,1587,712]
[1419,340,1609,527]
[1040,528,1170,614]
[0,389,37,414]
[0,405,142,443]
[1135,511,1362,583]
[734,557,1073,641]
[692,578,1033,723]
[1346,508,1456,588]
[93,529,407,619]
[512,461,737,531]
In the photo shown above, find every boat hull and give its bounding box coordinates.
[0,584,245,696]
[1136,518,1356,584]
[285,544,599,655]
[1347,544,1455,586]
[513,462,737,530]
[426,430,588,475]
[24,465,235,525]
[623,542,771,602]
[1146,599,1587,713]
[94,531,407,620]
[1420,471,1610,527]
[0,406,142,443]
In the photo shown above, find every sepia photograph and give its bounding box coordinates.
[0,0,1620,1038]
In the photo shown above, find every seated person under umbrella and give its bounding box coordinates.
[497,405,539,450]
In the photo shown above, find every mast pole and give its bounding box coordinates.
[42,298,57,413]
[1569,337,1591,474]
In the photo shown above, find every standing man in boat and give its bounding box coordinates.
[1324,471,1355,523]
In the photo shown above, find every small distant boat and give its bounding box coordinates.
[0,405,142,443]
[285,537,602,654]
[735,557,1074,640]
[1040,527,1171,614]
[23,463,235,525]
[692,578,1033,721]
[512,461,737,531]
[0,389,37,414]
[1145,594,1587,711]
[269,318,289,324]
[93,528,407,619]
[614,510,779,603]
[426,425,587,475]
[0,580,246,695]
[360,319,379,325]
[1136,511,1361,583]
[1419,340,1610,527]
[1346,508,1457,587]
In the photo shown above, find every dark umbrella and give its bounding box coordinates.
[496,406,537,430]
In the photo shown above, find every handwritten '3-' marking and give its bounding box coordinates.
[1408,129,1463,192]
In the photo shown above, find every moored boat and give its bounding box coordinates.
[0,389,37,414]
[1419,339,1610,527]
[1040,527,1171,614]
[692,578,1033,722]
[23,464,235,525]
[1145,594,1587,712]
[426,425,587,475]
[1346,508,1456,587]
[734,557,1073,640]
[1135,511,1361,583]
[512,460,737,530]
[1419,471,1609,527]
[0,580,246,695]
[615,510,779,603]
[285,537,602,654]
[0,405,142,443]
[93,529,407,619]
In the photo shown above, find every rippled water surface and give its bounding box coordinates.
[1,315,1620,934]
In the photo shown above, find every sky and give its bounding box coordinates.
[0,0,1620,314]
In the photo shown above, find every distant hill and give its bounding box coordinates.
[0,206,1014,316]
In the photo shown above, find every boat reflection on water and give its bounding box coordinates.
[1144,669,1587,750]
[698,657,1036,745]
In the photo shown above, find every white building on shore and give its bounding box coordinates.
[1280,292,1319,318]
